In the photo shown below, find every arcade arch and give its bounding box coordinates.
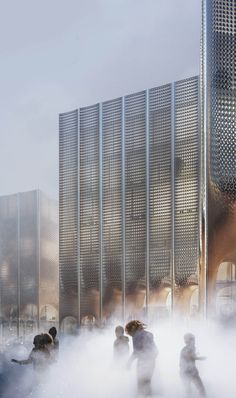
[216,262,236,317]
[60,316,77,334]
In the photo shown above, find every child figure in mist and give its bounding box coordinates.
[11,333,52,372]
[113,325,129,363]
[180,333,206,397]
[125,320,158,398]
[48,326,59,361]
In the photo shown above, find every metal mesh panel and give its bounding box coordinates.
[80,105,100,319]
[19,191,38,332]
[102,99,123,318]
[0,195,18,330]
[59,110,78,320]
[149,84,172,290]
[59,75,202,322]
[203,0,236,312]
[174,77,200,286]
[39,193,59,326]
[0,191,58,338]
[124,91,147,303]
[210,0,236,201]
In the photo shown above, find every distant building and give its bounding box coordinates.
[0,190,58,340]
[59,76,200,325]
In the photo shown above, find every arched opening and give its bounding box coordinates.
[216,262,236,319]
[40,305,58,322]
[60,316,77,335]
[40,305,58,331]
[148,287,171,323]
[81,315,97,331]
[217,262,236,283]
[19,304,38,338]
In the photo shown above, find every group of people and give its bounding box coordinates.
[114,320,206,397]
[11,326,59,371]
[10,321,206,397]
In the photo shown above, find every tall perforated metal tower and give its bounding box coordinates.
[202,0,236,314]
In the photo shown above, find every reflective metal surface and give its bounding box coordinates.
[0,190,58,340]
[59,77,200,324]
[59,110,79,321]
[202,0,236,314]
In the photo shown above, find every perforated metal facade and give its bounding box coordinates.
[149,85,172,293]
[102,98,123,319]
[208,0,236,198]
[0,190,58,340]
[174,78,200,289]
[124,91,147,316]
[202,0,236,313]
[59,110,79,320]
[59,76,200,324]
[79,105,100,320]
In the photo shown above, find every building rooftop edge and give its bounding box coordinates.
[59,75,200,116]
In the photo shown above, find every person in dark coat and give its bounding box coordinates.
[125,320,158,397]
[48,327,59,361]
[113,325,129,361]
[11,334,51,372]
[180,333,206,397]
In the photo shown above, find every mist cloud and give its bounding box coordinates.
[3,320,236,398]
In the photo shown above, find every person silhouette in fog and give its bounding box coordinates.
[180,333,206,397]
[125,320,158,397]
[113,325,129,363]
[48,327,59,361]
[11,334,51,372]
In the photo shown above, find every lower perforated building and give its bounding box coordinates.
[59,76,200,325]
[0,190,58,340]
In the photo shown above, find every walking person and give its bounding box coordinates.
[125,320,158,397]
[113,325,129,367]
[180,333,206,397]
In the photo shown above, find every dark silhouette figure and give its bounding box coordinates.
[113,325,129,361]
[48,326,59,361]
[180,333,206,397]
[125,320,158,397]
[11,334,51,371]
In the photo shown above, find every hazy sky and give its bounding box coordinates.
[0,0,201,200]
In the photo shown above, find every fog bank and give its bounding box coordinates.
[1,320,235,398]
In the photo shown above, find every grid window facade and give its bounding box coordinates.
[124,92,147,306]
[149,85,172,291]
[174,77,200,286]
[59,77,201,323]
[209,0,236,200]
[79,105,100,319]
[102,99,123,318]
[59,110,78,320]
